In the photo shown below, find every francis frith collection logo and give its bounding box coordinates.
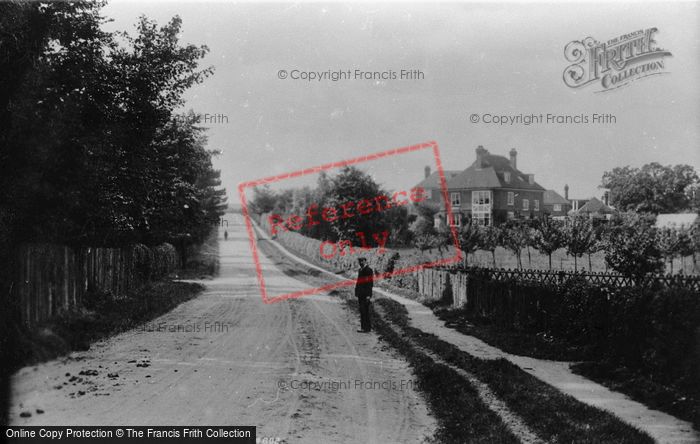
[563,27,672,92]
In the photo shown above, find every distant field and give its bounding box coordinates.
[398,245,698,275]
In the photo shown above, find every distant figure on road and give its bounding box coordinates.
[224,230,228,241]
[355,257,374,333]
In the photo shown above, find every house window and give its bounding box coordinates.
[504,172,511,183]
[450,192,461,207]
[449,214,461,227]
[472,190,492,226]
[507,211,515,220]
[553,204,562,212]
[523,199,529,211]
[507,192,514,206]
[534,200,539,211]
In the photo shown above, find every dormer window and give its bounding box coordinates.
[504,172,511,183]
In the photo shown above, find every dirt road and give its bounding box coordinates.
[9,215,435,443]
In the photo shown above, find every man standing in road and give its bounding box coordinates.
[355,257,374,332]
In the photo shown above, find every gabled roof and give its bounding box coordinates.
[415,170,460,189]
[446,165,501,188]
[656,213,699,229]
[543,189,570,205]
[577,197,614,214]
[446,153,545,191]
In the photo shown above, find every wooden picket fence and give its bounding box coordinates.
[12,243,178,326]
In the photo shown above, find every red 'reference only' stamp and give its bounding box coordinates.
[238,141,461,303]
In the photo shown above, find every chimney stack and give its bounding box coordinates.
[604,190,609,205]
[509,148,517,170]
[475,145,487,168]
[424,166,431,179]
[564,184,569,200]
[528,174,535,185]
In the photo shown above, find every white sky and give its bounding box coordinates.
[102,1,700,202]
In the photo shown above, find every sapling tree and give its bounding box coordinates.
[532,217,566,270]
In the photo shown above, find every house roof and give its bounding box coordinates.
[446,152,545,191]
[415,170,460,189]
[655,213,699,229]
[543,189,570,205]
[577,197,614,214]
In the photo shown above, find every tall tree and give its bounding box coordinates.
[0,3,224,252]
[324,166,388,246]
[601,163,699,213]
[250,185,278,214]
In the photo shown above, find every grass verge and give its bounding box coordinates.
[432,304,700,429]
[347,297,519,443]
[6,280,203,372]
[571,361,700,429]
[377,298,653,443]
[431,305,589,361]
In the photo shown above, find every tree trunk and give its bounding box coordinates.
[492,250,496,268]
[574,255,578,272]
[548,253,552,270]
[527,246,531,268]
[588,253,592,271]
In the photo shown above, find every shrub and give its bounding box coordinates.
[463,270,700,389]
[603,212,664,281]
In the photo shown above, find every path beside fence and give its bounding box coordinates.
[253,220,700,444]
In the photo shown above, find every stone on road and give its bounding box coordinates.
[9,216,435,444]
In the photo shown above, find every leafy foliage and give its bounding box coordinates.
[478,225,502,267]
[0,3,226,273]
[501,223,529,269]
[457,220,482,265]
[602,213,664,280]
[251,166,412,248]
[532,218,565,270]
[602,163,699,213]
[563,217,598,271]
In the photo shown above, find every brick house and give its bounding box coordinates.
[543,187,571,218]
[426,146,545,227]
[575,197,614,220]
[412,166,460,211]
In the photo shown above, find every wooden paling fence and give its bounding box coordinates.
[13,243,177,326]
